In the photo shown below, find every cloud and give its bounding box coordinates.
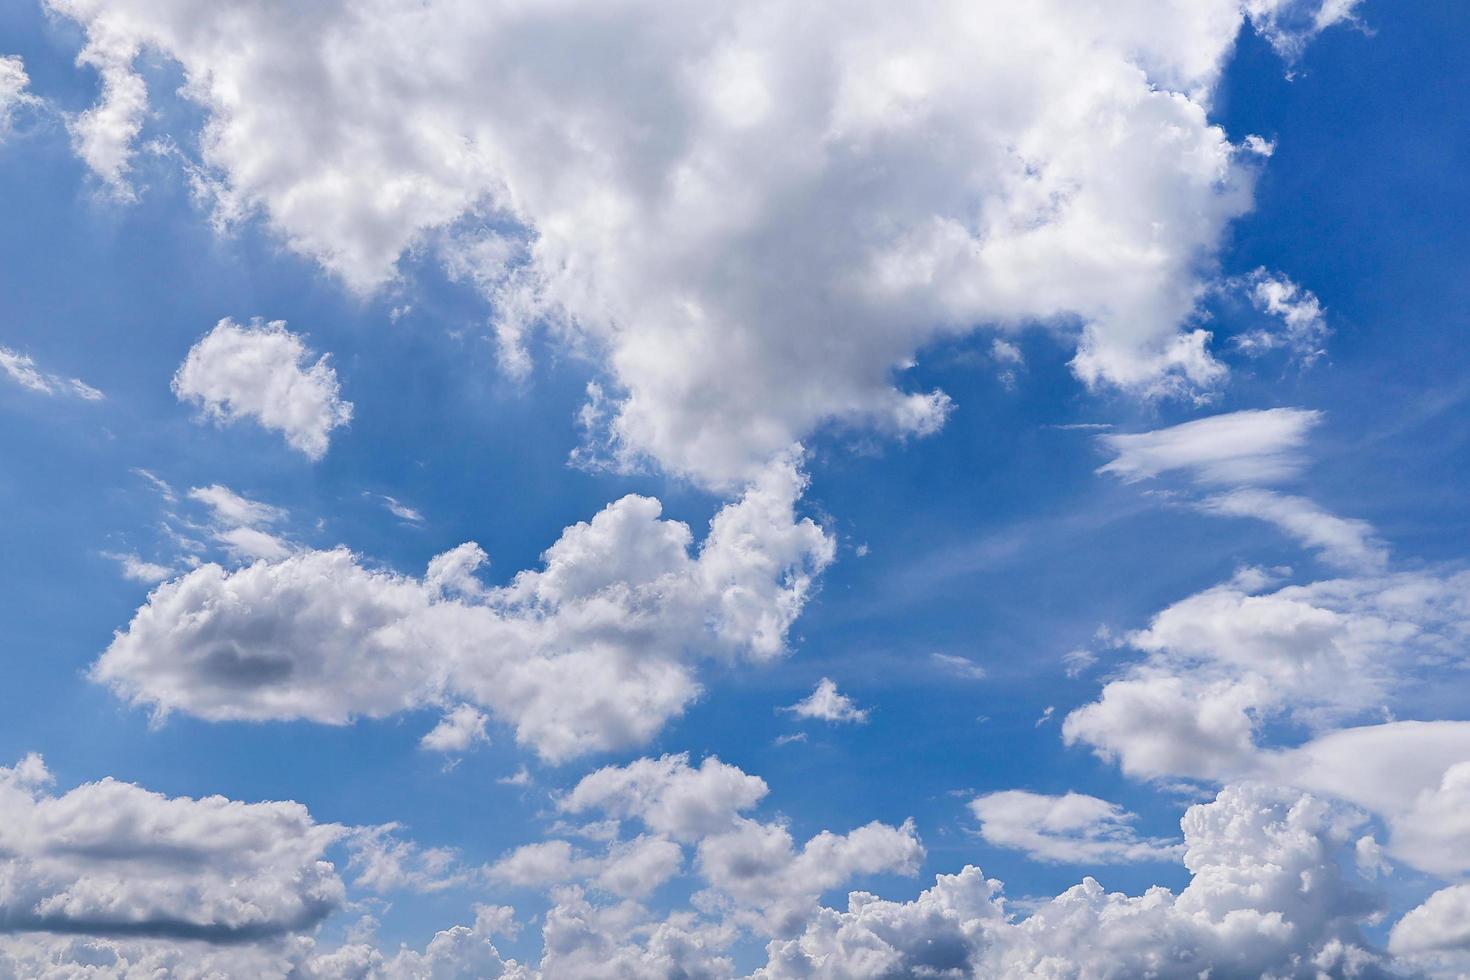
[419,704,488,753]
[559,754,768,843]
[185,484,292,562]
[93,454,833,761]
[0,345,103,400]
[932,652,987,680]
[0,56,38,141]
[1097,407,1322,485]
[0,754,344,943]
[757,782,1383,978]
[1064,569,1470,780]
[1198,488,1387,570]
[172,318,352,460]
[781,678,869,724]
[969,790,1183,864]
[101,551,174,584]
[380,495,425,524]
[48,0,1357,485]
[1235,268,1330,364]
[1390,884,1470,958]
[1258,721,1470,876]
[554,754,923,936]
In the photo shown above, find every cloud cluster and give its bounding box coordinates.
[172,318,353,460]
[50,0,1358,484]
[94,454,833,761]
[758,782,1383,979]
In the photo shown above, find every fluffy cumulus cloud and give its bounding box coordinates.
[1064,568,1470,782]
[93,455,833,761]
[0,754,344,942]
[49,0,1358,485]
[172,318,353,460]
[756,783,1385,979]
[969,790,1182,864]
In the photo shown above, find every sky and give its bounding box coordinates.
[0,0,1468,976]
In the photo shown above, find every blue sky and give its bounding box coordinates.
[1,1,1469,976]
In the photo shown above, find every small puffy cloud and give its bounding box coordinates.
[0,754,344,942]
[0,345,103,400]
[419,704,488,753]
[101,551,174,584]
[1235,268,1330,364]
[560,754,768,843]
[172,318,352,460]
[1198,488,1387,571]
[969,790,1183,864]
[782,678,869,724]
[1097,408,1322,485]
[93,454,833,761]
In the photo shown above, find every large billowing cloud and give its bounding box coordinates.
[94,454,833,761]
[0,754,344,943]
[173,318,353,461]
[50,0,1357,484]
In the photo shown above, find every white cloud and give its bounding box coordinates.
[1198,488,1387,570]
[0,345,104,400]
[560,754,768,843]
[1235,268,1330,363]
[757,782,1382,979]
[969,790,1182,864]
[380,495,425,523]
[102,551,174,584]
[0,56,37,141]
[1064,569,1470,780]
[1246,0,1364,59]
[1258,721,1470,876]
[419,704,488,753]
[172,318,352,460]
[93,454,833,761]
[1097,407,1322,485]
[782,678,868,724]
[48,0,1356,485]
[0,754,344,942]
[553,754,923,936]
[1390,884,1470,957]
[932,652,987,680]
[185,484,293,562]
